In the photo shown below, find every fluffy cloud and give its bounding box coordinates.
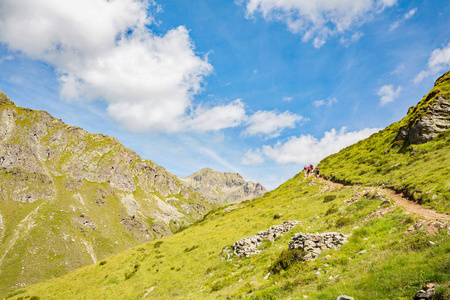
[242,127,380,165]
[0,0,246,132]
[241,0,396,48]
[241,149,265,165]
[378,84,402,105]
[244,110,304,138]
[313,97,338,107]
[414,43,450,83]
[389,7,417,31]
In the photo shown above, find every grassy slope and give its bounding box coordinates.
[0,93,217,296]
[319,71,450,213]
[6,173,450,300]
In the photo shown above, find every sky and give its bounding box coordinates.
[0,0,449,190]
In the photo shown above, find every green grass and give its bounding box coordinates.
[6,173,450,299]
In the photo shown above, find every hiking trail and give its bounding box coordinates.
[316,177,450,222]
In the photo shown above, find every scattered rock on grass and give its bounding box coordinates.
[335,295,354,300]
[414,283,436,300]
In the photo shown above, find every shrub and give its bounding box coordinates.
[99,261,107,266]
[273,213,281,220]
[124,263,140,280]
[154,241,163,248]
[184,245,199,252]
[323,195,337,203]
[336,216,353,228]
[269,249,305,274]
[325,204,338,216]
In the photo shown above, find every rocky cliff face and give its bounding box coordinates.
[0,91,218,293]
[396,70,450,144]
[181,168,267,205]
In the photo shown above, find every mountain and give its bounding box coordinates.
[0,91,219,294]
[319,70,450,213]
[181,168,267,205]
[4,72,450,300]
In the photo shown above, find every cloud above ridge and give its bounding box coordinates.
[242,127,380,165]
[414,43,450,83]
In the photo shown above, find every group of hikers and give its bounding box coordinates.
[304,164,320,178]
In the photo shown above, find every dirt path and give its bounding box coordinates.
[316,177,450,222]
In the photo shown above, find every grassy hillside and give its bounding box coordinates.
[0,91,218,296]
[6,173,450,299]
[319,71,450,213]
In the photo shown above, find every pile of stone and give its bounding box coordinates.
[232,221,300,257]
[289,232,349,261]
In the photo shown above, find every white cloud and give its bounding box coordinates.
[244,110,304,138]
[282,96,293,102]
[389,7,417,31]
[377,84,402,105]
[0,55,13,63]
[243,127,380,165]
[0,0,247,132]
[241,0,396,48]
[241,149,265,165]
[340,31,364,47]
[414,43,450,83]
[313,97,338,107]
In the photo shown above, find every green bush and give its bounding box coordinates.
[269,249,305,274]
[323,195,337,203]
[99,261,107,266]
[325,204,338,216]
[184,245,199,252]
[154,241,163,248]
[336,216,353,228]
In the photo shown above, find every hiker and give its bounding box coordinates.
[315,167,320,178]
[304,165,308,176]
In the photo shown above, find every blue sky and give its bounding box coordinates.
[0,0,449,190]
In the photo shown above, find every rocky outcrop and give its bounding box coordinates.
[182,168,268,205]
[232,221,300,257]
[396,70,450,144]
[414,283,437,300]
[0,91,219,294]
[289,232,349,261]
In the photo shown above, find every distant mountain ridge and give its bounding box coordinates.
[182,167,267,204]
[0,91,219,294]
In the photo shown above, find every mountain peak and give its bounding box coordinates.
[0,90,15,106]
[182,167,267,204]
[396,70,450,144]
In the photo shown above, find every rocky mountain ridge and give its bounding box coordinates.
[396,70,450,144]
[0,91,219,293]
[181,167,267,205]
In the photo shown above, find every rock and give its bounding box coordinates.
[413,283,437,300]
[395,72,450,145]
[289,232,349,261]
[232,221,300,257]
[264,272,270,280]
[336,296,354,300]
[357,250,367,255]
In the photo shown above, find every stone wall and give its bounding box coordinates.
[232,221,300,257]
[289,232,349,261]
